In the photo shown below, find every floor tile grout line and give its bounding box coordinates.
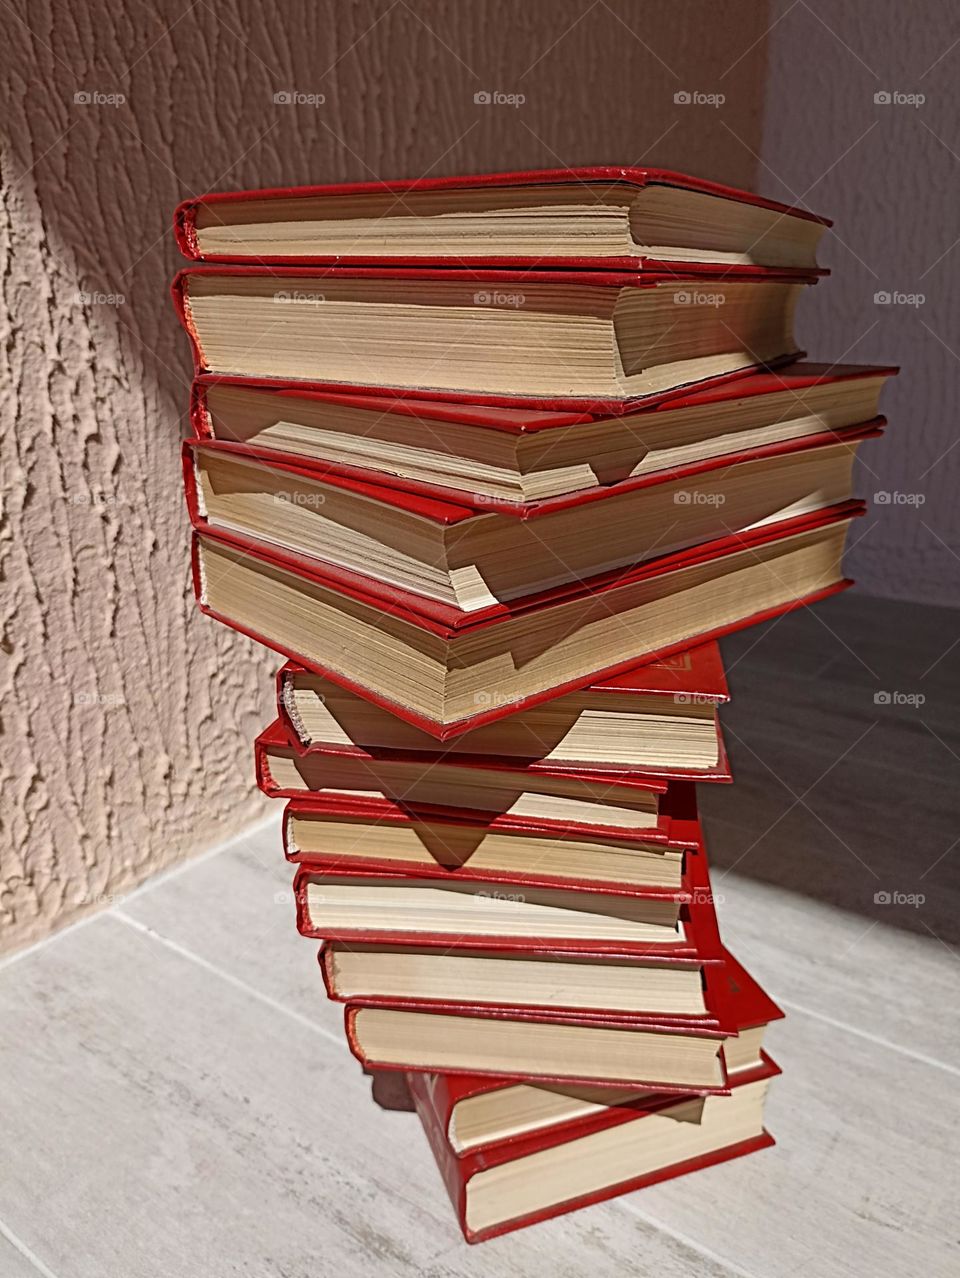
[111,910,348,1052]
[113,903,960,1083]
[118,809,282,907]
[0,1219,62,1278]
[0,810,281,976]
[776,998,960,1077]
[616,1201,764,1278]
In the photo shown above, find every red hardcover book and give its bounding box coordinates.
[172,264,815,413]
[317,927,729,1020]
[191,360,894,444]
[293,835,721,956]
[282,792,702,897]
[182,421,879,617]
[343,951,780,1099]
[410,953,780,1157]
[255,715,700,792]
[191,501,861,739]
[174,165,828,271]
[409,1054,780,1242]
[183,414,882,522]
[275,640,730,776]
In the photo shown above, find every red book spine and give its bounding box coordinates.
[406,1071,468,1226]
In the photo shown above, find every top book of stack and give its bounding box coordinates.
[174,166,829,273]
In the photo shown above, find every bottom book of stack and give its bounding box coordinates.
[404,957,782,1241]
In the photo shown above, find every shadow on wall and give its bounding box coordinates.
[0,0,771,951]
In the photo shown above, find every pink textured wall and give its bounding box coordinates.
[759,0,960,602]
[1,0,771,951]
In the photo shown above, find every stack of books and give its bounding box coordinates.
[173,167,894,1242]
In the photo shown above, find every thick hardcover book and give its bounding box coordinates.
[257,712,732,788]
[184,415,881,520]
[174,165,828,271]
[189,362,894,505]
[409,1054,779,1242]
[191,502,861,738]
[293,836,722,957]
[412,953,780,1156]
[282,792,703,895]
[317,927,729,1020]
[275,641,730,776]
[256,719,728,832]
[172,264,814,410]
[182,422,878,613]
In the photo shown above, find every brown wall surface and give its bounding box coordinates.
[1,0,771,951]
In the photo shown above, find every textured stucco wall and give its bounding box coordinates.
[1,0,771,952]
[760,0,960,603]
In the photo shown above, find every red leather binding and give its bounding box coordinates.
[292,834,723,956]
[191,360,897,439]
[183,418,882,523]
[174,164,828,269]
[172,264,816,414]
[409,1054,779,1242]
[191,501,861,738]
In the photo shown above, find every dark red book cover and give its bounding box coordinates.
[409,1053,779,1242]
[174,164,829,270]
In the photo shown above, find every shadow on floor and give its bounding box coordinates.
[703,591,960,945]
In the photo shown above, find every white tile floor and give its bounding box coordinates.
[2,597,958,1276]
[0,810,955,1278]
